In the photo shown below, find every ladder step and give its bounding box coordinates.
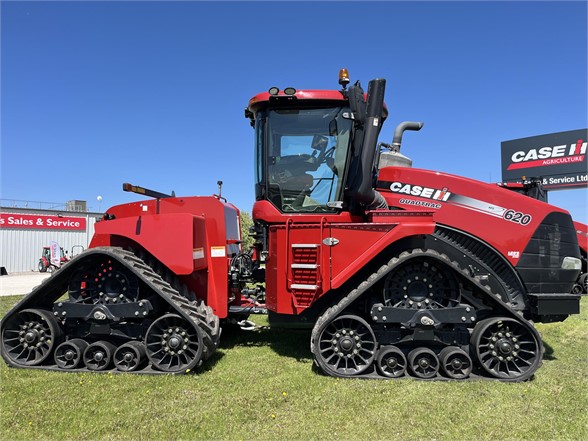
[291,284,318,290]
[291,263,318,269]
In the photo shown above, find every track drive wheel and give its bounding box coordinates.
[1,309,62,366]
[383,255,460,310]
[68,259,139,305]
[55,339,89,369]
[376,345,407,378]
[314,314,377,377]
[145,314,204,373]
[470,317,542,381]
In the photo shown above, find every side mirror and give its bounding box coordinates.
[311,135,328,151]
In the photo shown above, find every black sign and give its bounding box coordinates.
[501,129,588,190]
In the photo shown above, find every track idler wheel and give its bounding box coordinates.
[314,314,377,377]
[55,339,89,369]
[1,308,62,366]
[145,313,204,373]
[376,345,407,378]
[114,341,147,372]
[439,347,472,379]
[83,341,116,371]
[471,317,542,381]
[408,347,440,379]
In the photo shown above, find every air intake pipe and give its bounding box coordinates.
[348,78,387,210]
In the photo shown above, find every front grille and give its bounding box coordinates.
[517,212,580,293]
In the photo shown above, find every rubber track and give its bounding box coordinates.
[1,246,220,373]
[310,248,544,382]
[433,226,527,309]
[113,248,221,362]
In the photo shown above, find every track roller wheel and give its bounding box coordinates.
[471,317,542,381]
[114,341,146,372]
[408,347,439,379]
[314,314,377,377]
[1,308,62,366]
[145,314,204,373]
[439,347,472,379]
[83,341,116,371]
[55,339,88,369]
[376,345,407,378]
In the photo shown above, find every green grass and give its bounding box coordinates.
[1,296,587,441]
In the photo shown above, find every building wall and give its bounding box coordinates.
[0,207,100,273]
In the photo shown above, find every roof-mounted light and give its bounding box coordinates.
[339,68,350,90]
[268,87,280,96]
[284,87,296,96]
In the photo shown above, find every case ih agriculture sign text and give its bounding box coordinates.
[501,129,588,190]
[0,213,86,230]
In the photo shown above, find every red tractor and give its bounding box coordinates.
[38,246,70,273]
[1,70,583,381]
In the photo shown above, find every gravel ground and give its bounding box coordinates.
[0,272,51,297]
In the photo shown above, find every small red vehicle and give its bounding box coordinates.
[1,70,582,381]
[38,246,69,273]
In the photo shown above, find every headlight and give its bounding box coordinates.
[561,256,582,270]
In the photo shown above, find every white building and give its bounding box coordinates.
[0,201,102,273]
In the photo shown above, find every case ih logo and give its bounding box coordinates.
[508,139,586,170]
[501,129,588,190]
[389,182,451,201]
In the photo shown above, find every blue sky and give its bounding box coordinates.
[1,1,587,222]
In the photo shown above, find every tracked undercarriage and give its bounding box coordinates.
[1,247,220,374]
[2,247,544,380]
[311,249,543,381]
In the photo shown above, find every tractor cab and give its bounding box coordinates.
[246,69,388,216]
[252,104,352,213]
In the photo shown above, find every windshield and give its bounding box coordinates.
[255,107,352,212]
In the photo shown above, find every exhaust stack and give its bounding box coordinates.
[378,121,424,169]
